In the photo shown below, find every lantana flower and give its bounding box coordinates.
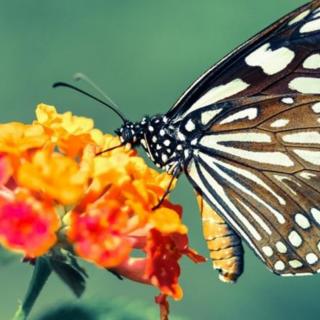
[0,104,204,319]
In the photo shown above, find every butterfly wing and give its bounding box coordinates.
[185,95,320,275]
[168,0,320,120]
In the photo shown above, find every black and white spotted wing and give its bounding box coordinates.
[113,1,320,277]
[168,0,320,120]
[185,94,320,275]
[162,1,320,276]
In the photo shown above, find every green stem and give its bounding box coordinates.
[12,257,52,320]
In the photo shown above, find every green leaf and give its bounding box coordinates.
[47,250,88,298]
[12,257,52,320]
[49,258,87,298]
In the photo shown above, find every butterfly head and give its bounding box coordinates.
[116,119,148,146]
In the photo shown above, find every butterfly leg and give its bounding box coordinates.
[196,194,244,283]
[152,166,180,210]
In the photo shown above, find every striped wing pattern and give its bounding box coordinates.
[168,1,320,119]
[185,95,320,275]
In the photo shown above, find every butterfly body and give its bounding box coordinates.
[117,114,199,173]
[112,0,320,279]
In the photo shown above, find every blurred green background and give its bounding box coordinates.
[0,0,318,319]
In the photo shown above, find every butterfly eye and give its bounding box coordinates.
[123,128,132,141]
[118,125,135,144]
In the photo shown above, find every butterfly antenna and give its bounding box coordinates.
[96,143,126,155]
[73,72,121,111]
[52,81,127,123]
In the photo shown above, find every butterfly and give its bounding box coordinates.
[55,0,320,281]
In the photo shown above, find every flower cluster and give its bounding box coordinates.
[0,104,204,319]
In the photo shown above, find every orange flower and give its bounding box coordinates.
[0,154,13,186]
[146,228,205,298]
[68,195,132,268]
[0,189,60,257]
[17,149,88,205]
[150,207,187,235]
[35,104,94,136]
[0,122,49,155]
[35,104,96,157]
[144,230,187,300]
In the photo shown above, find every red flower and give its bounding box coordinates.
[145,229,205,300]
[0,189,60,258]
[68,196,133,268]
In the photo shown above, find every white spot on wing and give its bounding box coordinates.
[274,260,285,271]
[201,108,223,125]
[281,97,294,104]
[289,77,320,94]
[281,131,320,144]
[262,246,273,257]
[177,145,183,151]
[295,213,311,229]
[270,119,290,128]
[298,171,316,180]
[276,241,287,253]
[245,43,295,75]
[300,18,320,33]
[219,107,258,125]
[288,230,303,247]
[161,154,168,163]
[191,138,198,145]
[311,102,320,113]
[293,149,320,165]
[289,260,303,268]
[303,53,320,69]
[177,131,186,141]
[288,9,310,25]
[186,78,249,115]
[306,253,318,265]
[311,208,320,224]
[185,119,196,132]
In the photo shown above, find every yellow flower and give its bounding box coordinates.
[35,103,94,135]
[35,104,95,157]
[150,207,188,234]
[17,149,89,205]
[0,122,49,155]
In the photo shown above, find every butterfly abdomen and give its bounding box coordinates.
[196,194,244,282]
